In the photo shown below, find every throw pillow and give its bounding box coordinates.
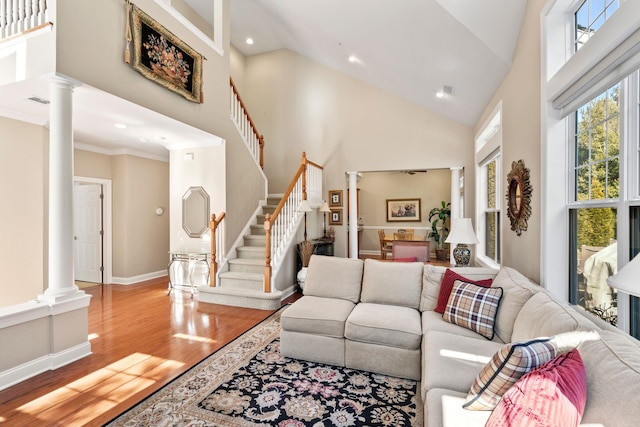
[463,337,559,410]
[442,280,503,340]
[435,269,493,313]
[486,349,587,427]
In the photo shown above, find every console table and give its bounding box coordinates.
[167,251,210,298]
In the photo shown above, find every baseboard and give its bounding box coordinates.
[111,270,167,285]
[0,341,92,392]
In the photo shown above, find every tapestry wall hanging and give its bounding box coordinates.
[131,5,203,103]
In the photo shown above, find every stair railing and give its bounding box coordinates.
[230,77,265,170]
[209,212,225,287]
[263,152,323,292]
[0,0,49,40]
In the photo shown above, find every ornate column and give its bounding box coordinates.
[347,172,359,259]
[41,75,83,302]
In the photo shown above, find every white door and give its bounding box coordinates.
[74,183,103,283]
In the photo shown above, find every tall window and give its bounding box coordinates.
[476,108,501,268]
[569,84,620,326]
[483,156,501,264]
[574,0,619,51]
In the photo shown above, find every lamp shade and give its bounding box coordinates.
[445,218,479,245]
[298,199,313,212]
[319,201,331,213]
[607,253,640,298]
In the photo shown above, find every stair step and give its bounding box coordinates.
[198,286,283,311]
[262,205,277,215]
[219,271,264,290]
[250,224,266,235]
[244,234,266,247]
[228,258,264,274]
[237,246,265,259]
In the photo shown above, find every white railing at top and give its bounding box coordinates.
[230,78,264,170]
[264,154,323,292]
[0,0,48,40]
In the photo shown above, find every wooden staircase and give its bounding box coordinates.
[198,197,283,310]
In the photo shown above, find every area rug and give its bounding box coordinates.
[105,307,423,426]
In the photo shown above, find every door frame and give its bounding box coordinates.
[74,176,113,284]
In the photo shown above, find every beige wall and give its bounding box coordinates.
[474,0,545,282]
[0,117,48,308]
[111,155,170,278]
[55,0,266,256]
[357,170,451,253]
[74,149,113,180]
[236,49,475,256]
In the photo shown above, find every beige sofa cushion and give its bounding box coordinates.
[421,265,498,311]
[280,296,355,338]
[511,291,597,342]
[345,302,422,350]
[304,255,364,303]
[425,388,491,427]
[421,310,504,343]
[579,330,640,425]
[491,267,537,342]
[422,330,503,393]
[360,259,423,309]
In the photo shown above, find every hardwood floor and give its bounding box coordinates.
[0,277,297,426]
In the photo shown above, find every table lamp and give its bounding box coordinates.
[607,253,640,298]
[445,218,479,266]
[298,199,313,241]
[319,200,331,237]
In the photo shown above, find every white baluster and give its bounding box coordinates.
[10,0,17,35]
[1,0,6,39]
[38,0,44,25]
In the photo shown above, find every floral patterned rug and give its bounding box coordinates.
[105,308,423,427]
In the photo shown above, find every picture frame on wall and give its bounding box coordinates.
[386,198,421,222]
[329,209,343,225]
[329,190,343,207]
[131,5,203,103]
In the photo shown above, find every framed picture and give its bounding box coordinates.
[386,198,421,222]
[329,190,343,207]
[132,5,203,103]
[329,209,343,225]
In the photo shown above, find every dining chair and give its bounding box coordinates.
[378,230,393,260]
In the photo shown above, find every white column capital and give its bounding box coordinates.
[45,73,83,90]
[450,166,463,171]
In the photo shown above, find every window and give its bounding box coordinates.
[544,0,640,338]
[574,0,620,51]
[483,156,501,264]
[475,108,501,268]
[569,85,620,326]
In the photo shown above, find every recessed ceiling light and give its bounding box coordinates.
[114,123,127,129]
[348,55,357,63]
[436,91,445,98]
[246,37,254,45]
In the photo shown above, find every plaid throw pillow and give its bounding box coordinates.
[442,280,503,340]
[464,338,558,410]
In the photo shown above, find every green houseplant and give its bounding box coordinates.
[428,201,451,261]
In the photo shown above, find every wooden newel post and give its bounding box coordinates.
[209,212,225,287]
[210,213,218,287]
[264,213,272,293]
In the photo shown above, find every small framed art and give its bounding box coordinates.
[329,209,343,225]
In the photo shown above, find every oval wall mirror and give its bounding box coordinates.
[182,186,210,237]
[506,160,532,236]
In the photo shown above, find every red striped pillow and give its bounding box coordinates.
[485,349,587,427]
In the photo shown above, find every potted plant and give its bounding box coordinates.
[428,201,451,261]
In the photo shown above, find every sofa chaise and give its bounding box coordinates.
[280,255,640,426]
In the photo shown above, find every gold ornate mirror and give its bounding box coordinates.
[506,160,532,236]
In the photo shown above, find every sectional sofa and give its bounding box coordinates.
[280,255,640,426]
